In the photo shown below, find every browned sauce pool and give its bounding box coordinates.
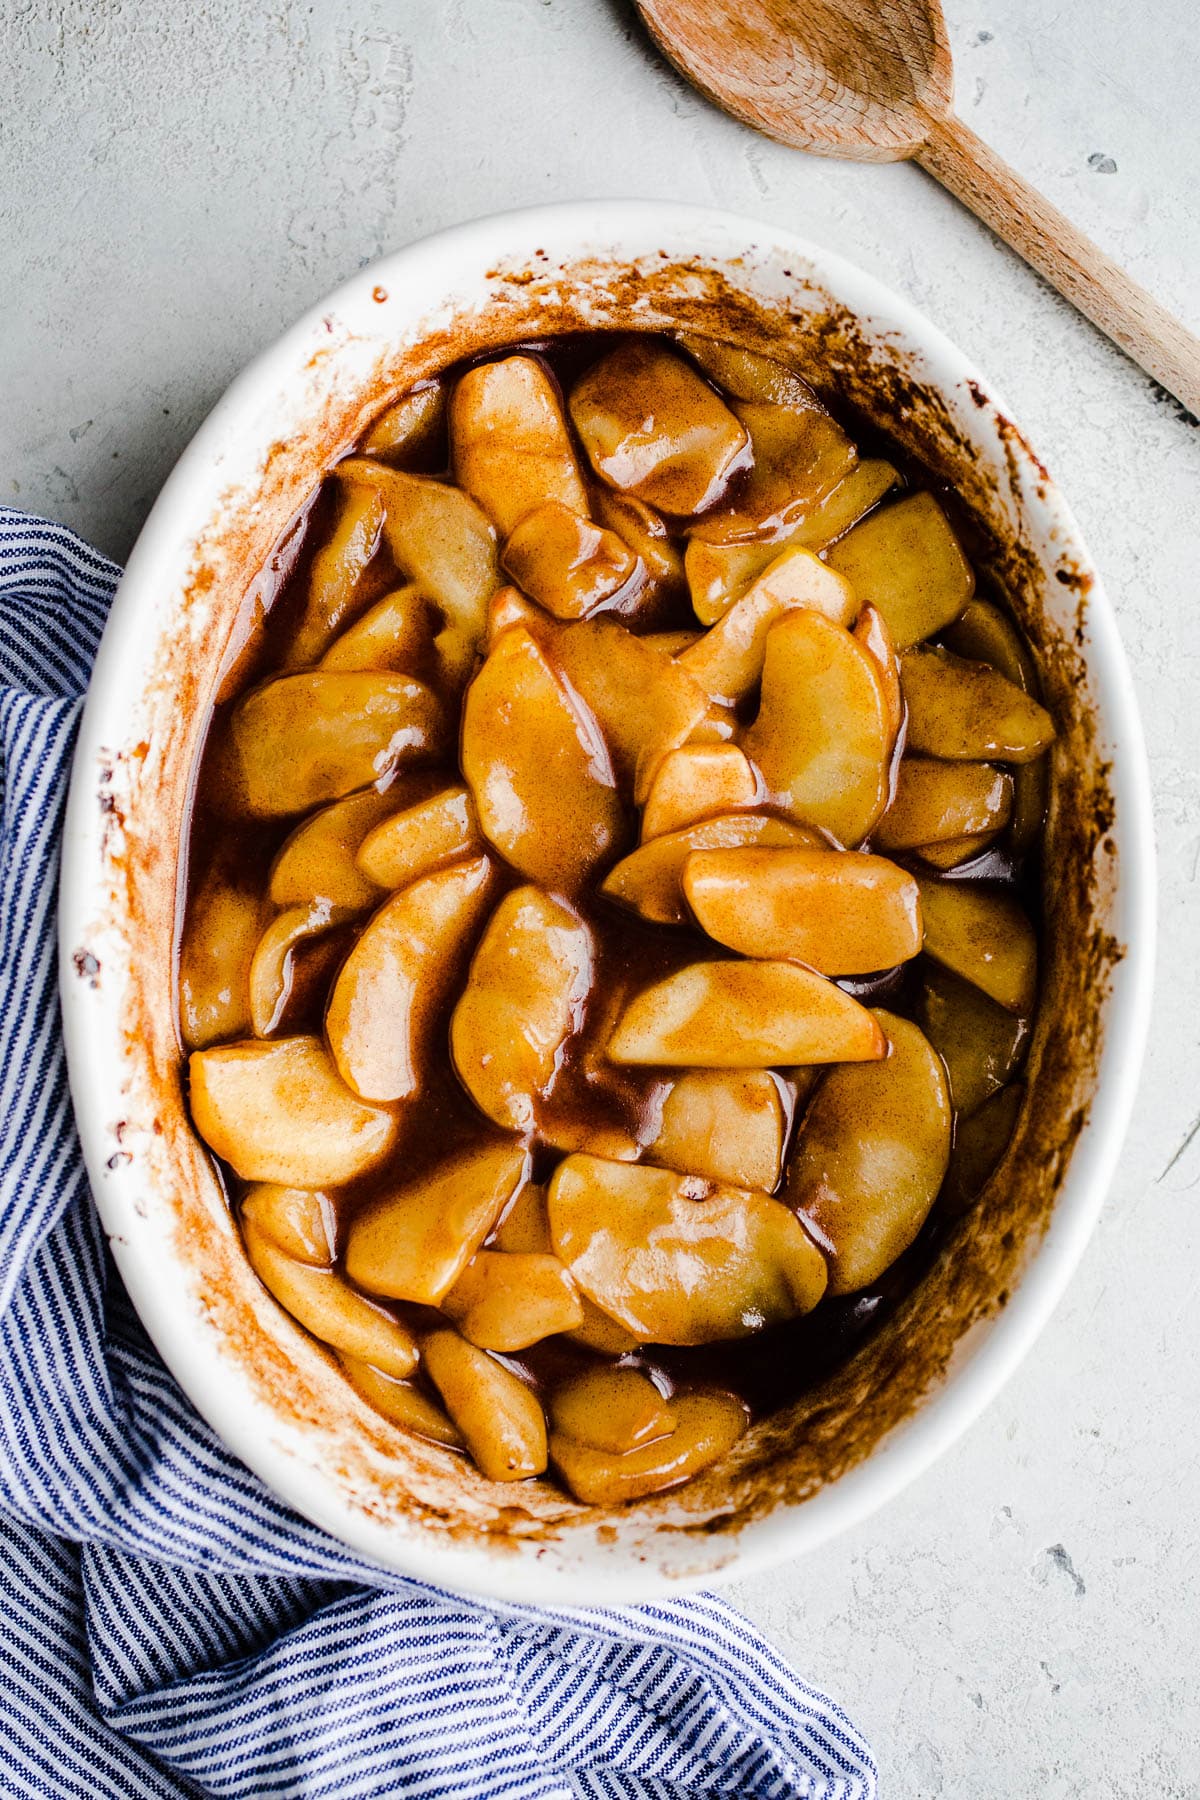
[177,329,1053,1501]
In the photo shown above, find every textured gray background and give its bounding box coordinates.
[3,1,1199,1793]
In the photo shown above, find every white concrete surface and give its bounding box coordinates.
[2,1,1198,1792]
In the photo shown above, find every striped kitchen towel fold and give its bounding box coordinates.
[0,505,876,1800]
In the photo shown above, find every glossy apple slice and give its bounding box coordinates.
[179,862,264,1050]
[355,784,481,891]
[547,1155,827,1343]
[442,1251,583,1351]
[678,545,858,707]
[461,626,625,891]
[916,962,1029,1117]
[683,846,922,974]
[607,960,886,1068]
[826,491,973,648]
[590,487,686,611]
[248,900,357,1037]
[853,602,904,745]
[916,877,1038,1014]
[602,812,818,927]
[318,584,437,674]
[550,1390,748,1505]
[501,500,640,620]
[549,1368,674,1455]
[241,1218,417,1377]
[337,458,500,655]
[450,886,591,1134]
[270,788,401,911]
[942,598,1049,856]
[361,382,445,467]
[285,483,384,666]
[240,1183,335,1265]
[568,339,749,514]
[900,647,1055,763]
[640,743,759,841]
[337,1354,463,1447]
[675,334,817,407]
[915,833,1000,871]
[744,610,891,846]
[547,618,712,803]
[941,1081,1024,1216]
[491,1181,553,1255]
[786,1009,951,1294]
[650,1068,786,1190]
[220,670,444,818]
[449,354,588,536]
[326,855,494,1102]
[344,1140,530,1304]
[189,1036,397,1185]
[422,1329,547,1481]
[875,759,1013,851]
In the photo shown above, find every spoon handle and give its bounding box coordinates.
[917,113,1200,417]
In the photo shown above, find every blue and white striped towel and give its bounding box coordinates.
[0,505,876,1800]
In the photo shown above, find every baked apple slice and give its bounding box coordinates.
[270,787,401,911]
[900,647,1055,762]
[602,811,819,926]
[338,1354,463,1447]
[284,483,384,666]
[221,670,445,817]
[550,1391,748,1505]
[826,492,972,648]
[650,1068,786,1190]
[683,846,922,974]
[179,861,264,1049]
[344,1139,530,1304]
[853,603,904,745]
[607,960,886,1067]
[549,1368,673,1454]
[786,1010,951,1294]
[569,339,749,515]
[422,1329,547,1481]
[361,382,445,467]
[449,354,588,535]
[640,743,759,841]
[241,1182,335,1265]
[916,877,1038,1014]
[461,625,625,890]
[318,584,437,675]
[248,900,357,1037]
[590,487,686,611]
[547,1155,827,1342]
[678,546,858,708]
[326,855,494,1102]
[242,1216,417,1378]
[502,500,640,620]
[744,610,891,846]
[355,784,481,891]
[875,759,1013,851]
[189,1036,397,1186]
[916,962,1029,1117]
[442,1251,583,1351]
[450,886,591,1134]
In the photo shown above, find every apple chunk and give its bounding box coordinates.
[786,1010,951,1294]
[547,1155,827,1343]
[442,1251,583,1351]
[875,759,1013,851]
[270,788,400,911]
[549,1368,673,1455]
[916,877,1038,1014]
[220,671,445,818]
[189,1036,397,1186]
[326,855,494,1102]
[900,647,1055,763]
[248,899,357,1037]
[179,862,264,1050]
[318,584,436,675]
[590,488,685,611]
[678,545,858,707]
[683,846,922,974]
[241,1183,335,1265]
[361,382,445,467]
[826,492,972,648]
[640,743,759,841]
[550,1391,748,1505]
[284,482,384,667]
[450,886,592,1134]
[916,962,1029,1117]
[744,610,891,847]
[607,961,887,1067]
[853,603,904,745]
[356,784,481,891]
[338,1355,463,1447]
[242,1217,417,1378]
[568,339,749,515]
[422,1330,547,1481]
[449,354,588,536]
[344,1139,530,1304]
[650,1069,786,1190]
[501,500,640,620]
[461,626,625,891]
[602,812,818,926]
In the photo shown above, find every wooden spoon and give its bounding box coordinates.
[635,0,1200,416]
